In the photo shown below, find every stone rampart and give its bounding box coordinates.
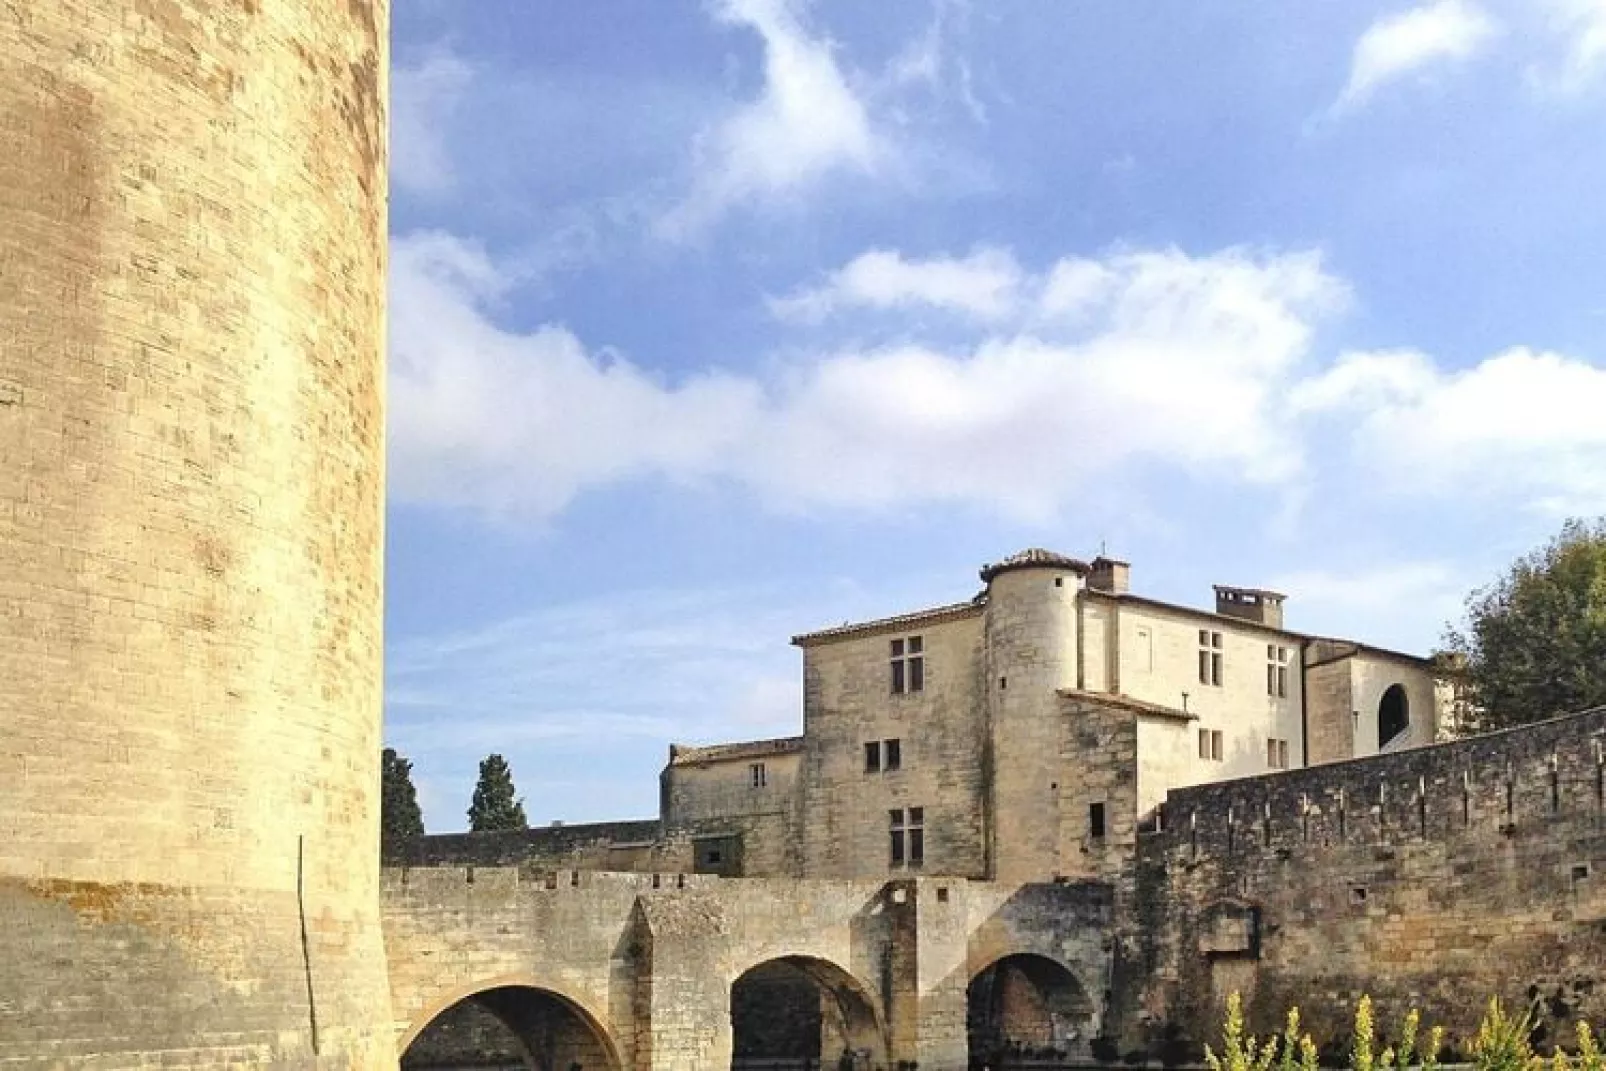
[1135,707,1606,1054]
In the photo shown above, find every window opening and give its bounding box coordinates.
[1267,645,1289,698]
[865,742,881,773]
[1089,802,1106,839]
[884,738,901,772]
[749,762,767,789]
[1198,728,1223,762]
[891,635,925,694]
[1198,630,1223,687]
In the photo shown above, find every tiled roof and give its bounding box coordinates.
[667,735,804,767]
[979,547,1090,583]
[790,598,985,646]
[1058,689,1198,722]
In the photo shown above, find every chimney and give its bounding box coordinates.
[1213,585,1286,629]
[1089,556,1130,594]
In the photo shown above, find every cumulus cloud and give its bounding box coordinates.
[388,232,763,519]
[1537,0,1606,89]
[390,233,1347,522]
[769,247,1025,321]
[1335,0,1498,111]
[660,0,879,236]
[1294,346,1606,513]
[391,49,474,196]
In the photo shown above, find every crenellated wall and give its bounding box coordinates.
[1132,706,1606,1055]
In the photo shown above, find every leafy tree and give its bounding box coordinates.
[1443,518,1606,734]
[380,747,425,848]
[467,753,528,832]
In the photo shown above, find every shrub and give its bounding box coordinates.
[1207,993,1277,1071]
[1472,998,1538,1071]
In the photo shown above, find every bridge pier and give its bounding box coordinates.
[383,870,1113,1071]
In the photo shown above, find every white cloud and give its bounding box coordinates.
[391,49,473,196]
[1295,346,1606,513]
[1335,0,1498,111]
[1269,561,1463,653]
[390,232,1346,522]
[1537,0,1606,88]
[660,0,879,236]
[769,247,1025,321]
[388,232,763,519]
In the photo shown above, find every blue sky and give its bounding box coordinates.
[384,0,1606,831]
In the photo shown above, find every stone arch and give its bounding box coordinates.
[967,952,1097,1069]
[398,975,623,1071]
[1379,683,1410,749]
[728,954,888,1070]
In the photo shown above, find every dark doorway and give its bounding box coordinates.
[730,956,886,1071]
[402,985,620,1071]
[1379,684,1410,749]
[967,954,1095,1069]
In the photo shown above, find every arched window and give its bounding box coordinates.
[1378,684,1410,749]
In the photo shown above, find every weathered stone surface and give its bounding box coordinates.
[1133,706,1606,1053]
[0,0,393,1064]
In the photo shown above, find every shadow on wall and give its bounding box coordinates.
[399,984,623,1071]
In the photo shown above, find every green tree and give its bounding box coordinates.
[1444,518,1606,734]
[467,753,528,832]
[380,747,425,849]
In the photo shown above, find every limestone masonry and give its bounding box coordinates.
[386,552,1606,1069]
[3,2,1600,1066]
[1,1,394,1066]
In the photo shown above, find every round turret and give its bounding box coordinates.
[982,549,1085,881]
[0,2,393,1064]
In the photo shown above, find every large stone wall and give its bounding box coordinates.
[799,609,990,880]
[1134,707,1606,1055]
[0,0,393,1065]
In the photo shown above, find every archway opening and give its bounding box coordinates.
[967,954,1096,1070]
[730,956,886,1071]
[1379,684,1410,749]
[401,985,620,1071]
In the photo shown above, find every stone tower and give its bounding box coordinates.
[0,2,394,1066]
[981,549,1087,882]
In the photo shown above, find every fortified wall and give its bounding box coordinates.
[1132,706,1606,1055]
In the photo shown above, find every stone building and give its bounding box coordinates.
[659,548,1444,884]
[387,552,1606,1071]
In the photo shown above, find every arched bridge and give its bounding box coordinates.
[380,867,1113,1070]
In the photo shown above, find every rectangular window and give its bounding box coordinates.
[1089,801,1107,839]
[1199,728,1223,762]
[866,739,903,774]
[890,807,925,867]
[891,635,925,694]
[749,762,767,788]
[1267,644,1289,698]
[1198,630,1223,686]
[1278,739,1289,768]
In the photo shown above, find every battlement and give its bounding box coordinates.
[1153,704,1606,862]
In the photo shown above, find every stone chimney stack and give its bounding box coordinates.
[1089,556,1131,595]
[1214,585,1286,629]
